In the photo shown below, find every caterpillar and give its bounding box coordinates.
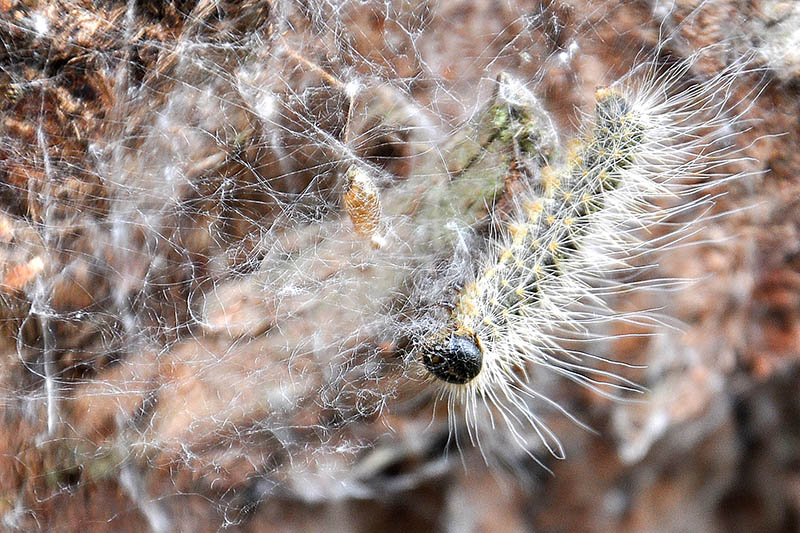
[419,55,759,460]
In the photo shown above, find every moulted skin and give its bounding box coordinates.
[0,1,799,532]
[342,165,386,248]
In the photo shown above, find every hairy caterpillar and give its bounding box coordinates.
[420,55,759,459]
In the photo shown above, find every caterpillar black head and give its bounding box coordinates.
[422,332,483,385]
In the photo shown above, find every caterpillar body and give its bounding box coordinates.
[423,89,640,383]
[420,56,757,459]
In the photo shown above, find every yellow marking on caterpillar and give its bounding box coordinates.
[457,296,478,318]
[465,282,481,298]
[525,199,544,221]
[566,138,583,161]
[508,223,528,244]
[594,86,620,102]
[541,166,561,195]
